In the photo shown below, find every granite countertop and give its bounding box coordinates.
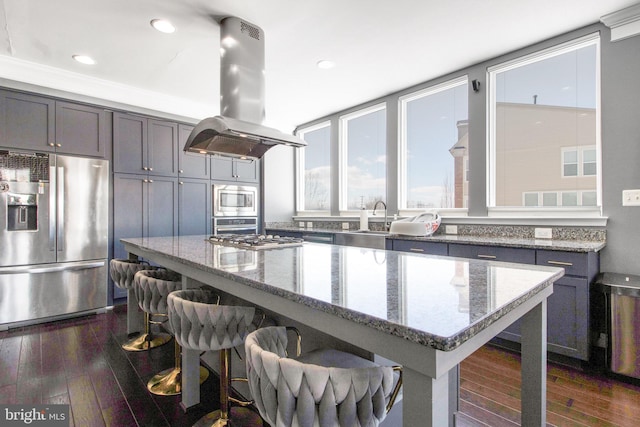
[265,226,606,252]
[122,235,564,352]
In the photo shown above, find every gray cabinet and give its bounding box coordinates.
[211,155,259,183]
[113,174,178,298]
[388,237,598,361]
[0,91,55,152]
[389,239,448,256]
[448,243,536,264]
[179,178,211,236]
[0,91,106,157]
[113,113,178,176]
[178,124,210,179]
[55,101,106,157]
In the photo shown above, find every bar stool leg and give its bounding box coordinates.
[193,349,263,427]
[148,340,209,396]
[122,312,171,352]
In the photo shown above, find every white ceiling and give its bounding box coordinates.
[0,0,636,132]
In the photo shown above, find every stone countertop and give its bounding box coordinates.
[122,235,563,352]
[265,226,606,253]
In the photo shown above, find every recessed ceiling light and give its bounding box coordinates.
[317,60,335,69]
[72,55,96,65]
[150,19,176,34]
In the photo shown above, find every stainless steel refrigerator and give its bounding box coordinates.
[0,151,108,327]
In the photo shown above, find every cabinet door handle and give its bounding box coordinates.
[143,179,148,183]
[148,179,153,183]
[179,181,184,185]
[143,167,148,171]
[477,254,497,259]
[55,143,62,147]
[410,248,424,252]
[148,167,153,171]
[48,143,55,147]
[179,169,184,173]
[547,260,573,267]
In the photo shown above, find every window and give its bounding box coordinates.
[489,34,600,210]
[339,104,386,210]
[399,77,468,210]
[562,146,597,177]
[297,122,331,211]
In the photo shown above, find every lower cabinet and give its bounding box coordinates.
[388,237,597,361]
[112,174,178,299]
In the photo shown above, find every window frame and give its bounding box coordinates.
[296,120,332,215]
[398,75,469,215]
[487,32,602,217]
[338,102,387,214]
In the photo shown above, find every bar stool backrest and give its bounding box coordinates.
[245,326,395,427]
[133,269,182,315]
[167,289,255,352]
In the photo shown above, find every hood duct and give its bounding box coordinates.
[184,17,306,158]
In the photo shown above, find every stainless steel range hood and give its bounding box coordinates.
[184,17,306,158]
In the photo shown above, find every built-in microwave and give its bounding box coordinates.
[212,184,258,217]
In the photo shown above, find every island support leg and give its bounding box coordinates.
[126,288,144,335]
[520,299,547,427]
[402,366,450,427]
[179,276,202,411]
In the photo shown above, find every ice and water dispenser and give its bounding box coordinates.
[0,151,49,233]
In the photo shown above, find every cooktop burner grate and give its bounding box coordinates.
[208,234,304,250]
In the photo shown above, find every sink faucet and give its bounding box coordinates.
[372,200,388,231]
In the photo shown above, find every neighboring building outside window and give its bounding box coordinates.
[399,77,468,210]
[339,104,386,210]
[489,34,600,210]
[297,122,331,212]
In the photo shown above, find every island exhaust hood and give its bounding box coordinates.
[184,17,306,158]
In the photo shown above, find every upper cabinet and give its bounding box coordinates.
[0,91,55,152]
[211,155,260,183]
[178,124,210,179]
[55,101,106,157]
[0,90,106,157]
[113,112,178,176]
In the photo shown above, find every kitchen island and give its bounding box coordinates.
[122,235,564,426]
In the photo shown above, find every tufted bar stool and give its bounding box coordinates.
[168,289,264,427]
[109,258,160,348]
[132,269,210,396]
[245,326,403,427]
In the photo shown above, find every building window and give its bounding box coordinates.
[562,146,597,178]
[399,77,468,210]
[523,190,595,207]
[489,34,600,210]
[339,104,386,210]
[297,122,331,211]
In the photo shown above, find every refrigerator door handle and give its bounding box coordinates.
[49,165,56,252]
[57,166,65,252]
[0,260,105,275]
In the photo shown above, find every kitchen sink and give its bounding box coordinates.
[334,231,388,249]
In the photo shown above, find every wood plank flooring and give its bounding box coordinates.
[2,305,640,426]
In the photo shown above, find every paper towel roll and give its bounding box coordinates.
[359,208,368,231]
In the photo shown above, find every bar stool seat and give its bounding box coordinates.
[168,289,263,427]
[109,258,160,350]
[245,326,402,427]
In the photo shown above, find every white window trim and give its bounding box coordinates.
[487,32,602,216]
[397,75,468,211]
[338,103,386,214]
[296,120,331,215]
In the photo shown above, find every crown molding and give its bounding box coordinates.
[601,3,640,41]
[0,55,214,120]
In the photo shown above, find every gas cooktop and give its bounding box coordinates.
[208,234,304,250]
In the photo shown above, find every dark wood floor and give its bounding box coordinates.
[2,305,640,426]
[0,304,227,427]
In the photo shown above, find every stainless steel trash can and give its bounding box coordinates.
[595,273,640,379]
